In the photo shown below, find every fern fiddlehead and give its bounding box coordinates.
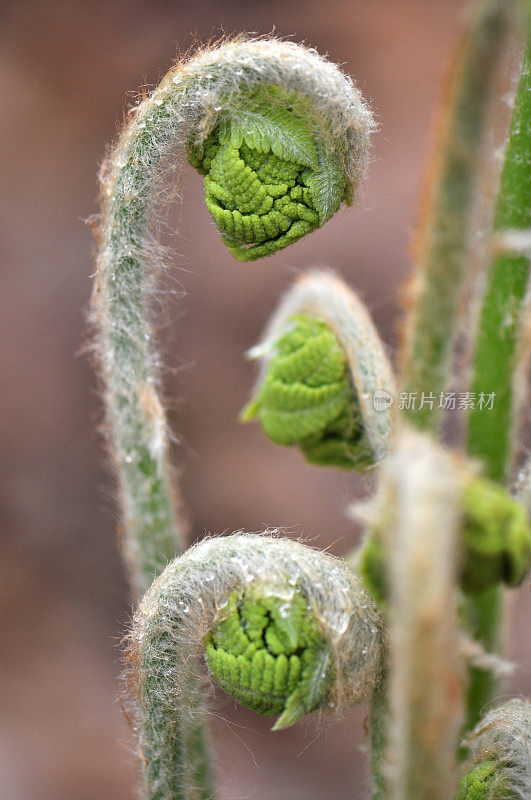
[242,270,396,470]
[92,38,374,597]
[91,16,531,800]
[129,534,382,798]
[242,313,372,468]
[460,477,530,593]
[187,84,354,260]
[206,586,334,729]
[458,699,531,800]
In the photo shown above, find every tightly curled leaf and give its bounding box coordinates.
[94,39,373,592]
[206,586,333,729]
[130,532,382,781]
[457,761,509,800]
[188,87,350,260]
[458,699,531,800]
[242,314,374,469]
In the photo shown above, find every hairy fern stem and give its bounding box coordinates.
[463,23,529,737]
[400,0,520,433]
[380,430,465,800]
[398,0,528,745]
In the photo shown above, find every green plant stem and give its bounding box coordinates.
[397,0,527,756]
[460,585,502,740]
[464,35,530,736]
[94,92,189,598]
[382,430,464,800]
[368,668,390,800]
[467,42,530,481]
[401,0,515,432]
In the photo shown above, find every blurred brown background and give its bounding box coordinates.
[1,1,528,799]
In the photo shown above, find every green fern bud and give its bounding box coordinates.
[242,314,372,468]
[457,761,505,800]
[130,531,383,772]
[458,699,531,800]
[357,469,531,605]
[93,37,374,592]
[205,585,333,729]
[187,86,350,260]
[461,477,531,593]
[242,272,395,470]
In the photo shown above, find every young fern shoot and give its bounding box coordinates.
[397,0,529,738]
[242,270,396,470]
[92,38,375,598]
[457,699,531,800]
[91,11,530,800]
[129,534,382,800]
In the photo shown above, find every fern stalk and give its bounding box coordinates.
[400,0,519,432]
[382,430,464,800]
[364,3,528,794]
[398,0,527,743]
[467,39,530,483]
[463,31,530,736]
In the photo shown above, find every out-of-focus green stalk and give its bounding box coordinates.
[464,33,530,736]
[400,0,515,432]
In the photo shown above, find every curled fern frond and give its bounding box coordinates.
[458,699,531,800]
[128,533,382,796]
[176,40,374,260]
[92,39,373,595]
[187,84,353,260]
[242,314,371,468]
[205,584,334,729]
[242,270,396,470]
